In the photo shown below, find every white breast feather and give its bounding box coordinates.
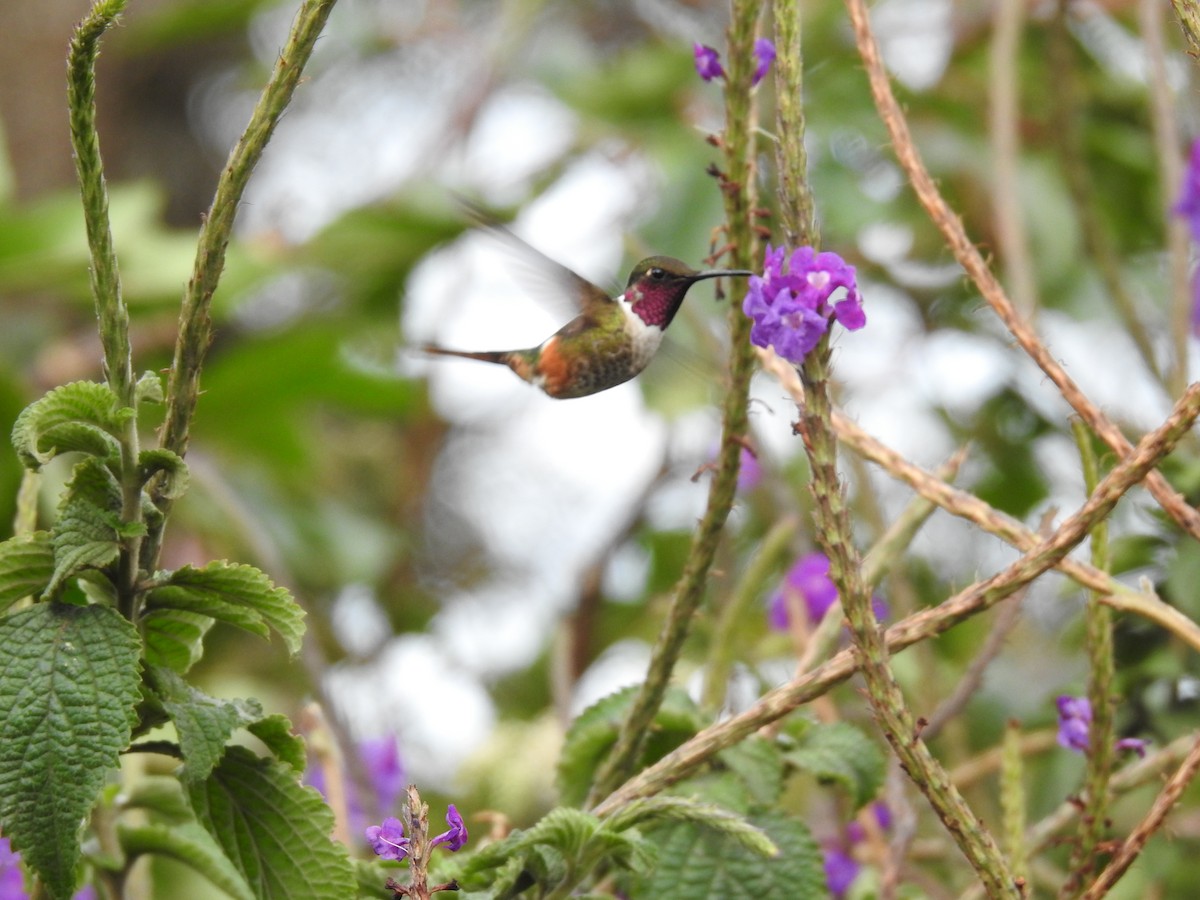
[616,292,665,370]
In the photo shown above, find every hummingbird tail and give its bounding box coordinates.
[420,344,512,366]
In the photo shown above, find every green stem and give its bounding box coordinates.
[586,0,762,807]
[799,341,1019,897]
[1170,0,1200,59]
[1001,720,1029,888]
[595,382,1200,821]
[1063,421,1115,897]
[772,0,815,246]
[147,0,339,566]
[67,0,143,614]
[68,0,134,408]
[701,516,800,713]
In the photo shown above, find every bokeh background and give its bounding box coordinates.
[3,0,1200,894]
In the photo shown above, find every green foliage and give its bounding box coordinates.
[625,812,824,900]
[784,721,886,810]
[149,666,296,783]
[10,380,129,470]
[143,561,305,655]
[0,603,141,899]
[187,746,356,899]
[557,686,706,807]
[0,531,54,613]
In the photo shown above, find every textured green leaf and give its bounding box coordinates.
[47,457,124,597]
[557,686,705,806]
[247,714,306,774]
[0,531,54,613]
[119,821,255,900]
[628,812,824,900]
[786,721,886,809]
[135,370,165,405]
[150,666,266,784]
[608,796,776,858]
[11,380,131,469]
[0,604,141,899]
[138,448,189,500]
[141,609,213,673]
[144,561,305,654]
[717,737,785,808]
[188,746,355,899]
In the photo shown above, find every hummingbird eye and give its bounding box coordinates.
[649,267,666,280]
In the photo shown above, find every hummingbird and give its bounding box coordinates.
[422,253,753,399]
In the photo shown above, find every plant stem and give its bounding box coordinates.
[1062,422,1116,896]
[593,382,1200,816]
[799,338,1018,896]
[148,0,339,566]
[587,0,761,807]
[843,0,1200,543]
[67,0,143,614]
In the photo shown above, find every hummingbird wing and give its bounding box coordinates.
[456,196,616,319]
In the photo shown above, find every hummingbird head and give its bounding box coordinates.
[623,256,754,329]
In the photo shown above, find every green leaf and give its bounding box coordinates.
[119,821,255,900]
[11,380,131,469]
[0,604,141,899]
[0,531,54,614]
[149,666,266,783]
[138,448,189,499]
[120,775,194,822]
[557,686,705,807]
[141,608,213,673]
[717,737,785,808]
[47,456,125,597]
[627,812,824,900]
[247,714,306,774]
[143,561,305,654]
[609,796,777,858]
[188,745,355,899]
[135,370,165,405]
[785,721,886,810]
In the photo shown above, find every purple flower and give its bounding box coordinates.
[306,735,404,834]
[845,801,892,844]
[743,245,865,364]
[0,839,24,900]
[1056,695,1092,753]
[823,846,860,898]
[768,553,838,631]
[1116,737,1149,758]
[737,447,762,491]
[365,816,410,861]
[693,44,725,81]
[1173,139,1200,336]
[752,38,776,86]
[1174,139,1200,243]
[430,804,469,852]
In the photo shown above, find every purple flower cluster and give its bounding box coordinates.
[823,802,892,898]
[365,805,468,862]
[768,553,886,631]
[1174,139,1200,335]
[0,838,95,900]
[693,39,775,86]
[743,245,865,364]
[769,553,838,631]
[1055,695,1148,758]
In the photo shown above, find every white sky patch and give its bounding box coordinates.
[323,635,497,789]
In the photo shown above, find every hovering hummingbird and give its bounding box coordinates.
[422,250,752,399]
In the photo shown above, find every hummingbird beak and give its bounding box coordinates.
[691,269,755,282]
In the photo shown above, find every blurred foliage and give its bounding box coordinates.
[3,0,1200,895]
